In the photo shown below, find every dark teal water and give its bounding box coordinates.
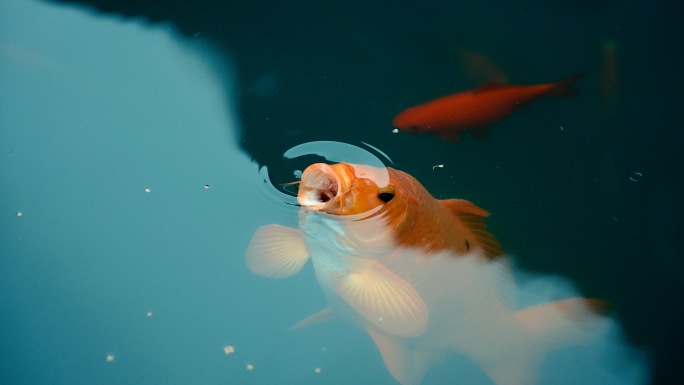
[1,0,681,384]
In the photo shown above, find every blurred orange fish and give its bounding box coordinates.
[246,162,607,385]
[393,72,585,142]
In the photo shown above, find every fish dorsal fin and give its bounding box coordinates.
[245,224,309,278]
[289,307,335,332]
[439,199,504,259]
[331,260,428,337]
[475,82,509,92]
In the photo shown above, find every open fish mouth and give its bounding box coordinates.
[297,163,354,212]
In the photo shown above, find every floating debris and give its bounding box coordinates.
[106,354,115,362]
[392,128,399,133]
[432,164,444,170]
[560,125,564,131]
[223,344,235,355]
[146,311,153,317]
[314,367,322,374]
[204,184,210,190]
[245,363,254,371]
[144,187,151,193]
[16,212,23,217]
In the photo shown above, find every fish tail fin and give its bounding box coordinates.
[516,297,610,349]
[482,298,609,385]
[548,71,587,97]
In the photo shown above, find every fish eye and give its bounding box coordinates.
[377,186,395,203]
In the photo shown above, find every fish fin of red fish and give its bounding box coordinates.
[331,260,428,337]
[366,328,440,385]
[547,71,587,97]
[439,199,504,258]
[245,224,309,278]
[439,132,462,142]
[289,307,335,332]
[468,126,490,140]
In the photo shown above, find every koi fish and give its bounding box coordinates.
[393,72,585,142]
[246,162,607,385]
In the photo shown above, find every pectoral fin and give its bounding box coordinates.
[331,260,428,337]
[289,307,335,331]
[245,224,309,278]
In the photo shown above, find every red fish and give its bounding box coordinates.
[393,73,585,142]
[246,162,607,385]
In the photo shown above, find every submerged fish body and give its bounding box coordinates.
[393,73,585,142]
[246,162,606,385]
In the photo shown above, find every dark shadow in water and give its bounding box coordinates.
[42,1,684,384]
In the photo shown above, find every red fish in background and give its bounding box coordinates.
[393,72,585,142]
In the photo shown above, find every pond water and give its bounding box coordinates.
[1,0,681,384]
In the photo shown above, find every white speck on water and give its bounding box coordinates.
[204,184,210,190]
[106,354,115,362]
[560,126,564,131]
[223,344,235,355]
[246,363,254,371]
[144,187,151,193]
[16,212,23,217]
[432,164,444,170]
[392,128,399,133]
[314,367,322,374]
[146,311,153,317]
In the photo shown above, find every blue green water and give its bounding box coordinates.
[1,0,681,384]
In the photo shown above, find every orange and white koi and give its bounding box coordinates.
[246,162,607,385]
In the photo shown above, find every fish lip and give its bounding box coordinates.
[297,163,349,212]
